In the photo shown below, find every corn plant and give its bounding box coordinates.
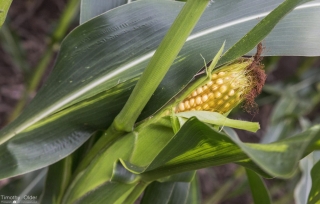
[1,0,320,203]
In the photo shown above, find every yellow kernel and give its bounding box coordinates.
[218,71,225,76]
[208,93,214,99]
[207,81,213,87]
[228,89,235,96]
[197,87,203,95]
[216,79,224,84]
[190,98,195,107]
[215,92,222,98]
[231,73,239,77]
[164,109,170,116]
[217,100,224,105]
[203,85,208,92]
[190,108,196,111]
[219,85,227,93]
[185,101,190,109]
[224,77,230,81]
[196,96,202,105]
[202,104,209,110]
[212,74,218,79]
[202,94,208,102]
[231,83,237,88]
[179,103,185,111]
[195,106,202,110]
[230,99,235,105]
[208,101,215,107]
[224,95,229,100]
[224,103,230,109]
[192,90,197,97]
[212,85,218,91]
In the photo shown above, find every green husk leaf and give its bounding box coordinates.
[176,111,260,132]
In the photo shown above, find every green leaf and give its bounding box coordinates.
[72,181,137,204]
[141,182,175,204]
[41,157,72,204]
[0,0,12,28]
[122,118,320,180]
[176,111,260,132]
[219,0,313,64]
[1,0,320,179]
[123,117,248,178]
[225,127,320,178]
[113,0,210,132]
[62,132,136,203]
[157,171,196,183]
[141,181,191,204]
[80,0,127,24]
[110,161,139,184]
[307,154,320,204]
[246,168,271,204]
[295,152,320,204]
[129,116,175,168]
[236,159,272,179]
[186,174,201,204]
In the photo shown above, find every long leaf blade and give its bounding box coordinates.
[246,168,271,204]
[308,159,320,204]
[121,118,320,180]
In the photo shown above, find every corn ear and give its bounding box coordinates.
[176,58,265,114]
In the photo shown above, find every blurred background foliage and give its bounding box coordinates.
[0,0,319,203]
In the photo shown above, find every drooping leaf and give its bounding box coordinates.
[307,153,320,204]
[176,111,260,132]
[246,168,271,204]
[308,160,320,204]
[1,0,320,179]
[121,118,320,180]
[294,152,320,204]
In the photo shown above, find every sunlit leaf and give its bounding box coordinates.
[177,111,260,132]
